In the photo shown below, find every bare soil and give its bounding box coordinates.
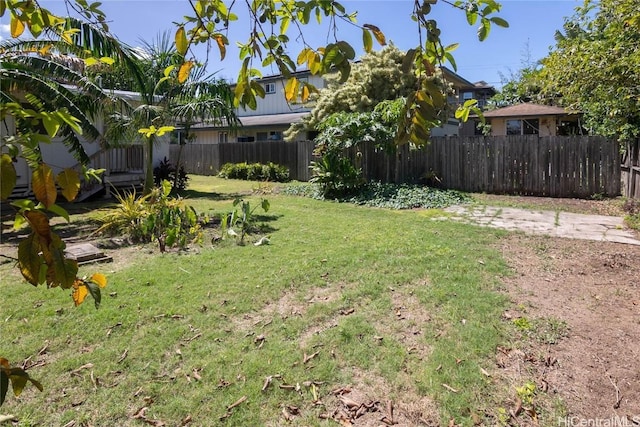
[496,234,640,425]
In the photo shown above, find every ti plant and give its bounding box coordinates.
[221,197,270,245]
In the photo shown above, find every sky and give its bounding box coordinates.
[0,0,583,88]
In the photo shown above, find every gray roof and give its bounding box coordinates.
[192,112,308,129]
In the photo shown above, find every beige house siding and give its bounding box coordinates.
[489,116,558,137]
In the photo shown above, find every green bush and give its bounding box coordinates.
[217,162,290,182]
[309,152,364,199]
[96,181,205,252]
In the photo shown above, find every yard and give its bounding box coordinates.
[1,176,638,426]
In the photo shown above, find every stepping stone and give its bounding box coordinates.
[64,242,113,265]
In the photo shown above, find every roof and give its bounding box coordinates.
[483,103,578,118]
[192,112,308,129]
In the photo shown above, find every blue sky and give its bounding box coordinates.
[1,1,582,88]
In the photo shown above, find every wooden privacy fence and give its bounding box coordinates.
[171,136,626,198]
[621,139,640,199]
[170,140,315,181]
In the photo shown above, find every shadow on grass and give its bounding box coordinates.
[179,189,252,201]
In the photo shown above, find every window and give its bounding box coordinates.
[269,131,282,140]
[256,132,268,141]
[506,119,539,135]
[506,120,522,135]
[462,91,474,101]
[218,132,228,143]
[237,136,255,142]
[265,82,276,94]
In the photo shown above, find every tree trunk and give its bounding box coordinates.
[143,135,155,195]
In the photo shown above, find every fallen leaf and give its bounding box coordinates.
[227,395,247,411]
[303,350,320,364]
[442,383,459,393]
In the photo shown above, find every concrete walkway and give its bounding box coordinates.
[444,205,640,245]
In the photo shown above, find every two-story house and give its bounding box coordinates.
[187,67,493,143]
[185,70,325,144]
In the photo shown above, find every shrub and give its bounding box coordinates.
[96,181,205,252]
[153,157,189,192]
[309,152,364,198]
[217,162,290,182]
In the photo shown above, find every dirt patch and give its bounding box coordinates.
[497,234,640,423]
[318,367,440,426]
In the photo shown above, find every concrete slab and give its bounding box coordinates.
[444,205,640,245]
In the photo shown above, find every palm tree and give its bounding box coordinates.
[104,31,240,194]
[1,18,146,167]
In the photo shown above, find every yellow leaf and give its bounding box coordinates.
[215,34,226,61]
[24,210,51,241]
[72,280,89,306]
[301,84,310,103]
[90,273,108,288]
[10,14,24,38]
[1,154,16,200]
[32,164,57,208]
[56,168,80,202]
[178,61,194,83]
[99,57,115,65]
[175,27,188,56]
[284,77,299,102]
[363,24,386,46]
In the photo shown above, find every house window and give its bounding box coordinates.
[462,91,474,101]
[265,82,276,94]
[269,131,282,141]
[237,136,255,142]
[506,119,539,135]
[506,120,522,135]
[218,132,228,143]
[256,132,268,141]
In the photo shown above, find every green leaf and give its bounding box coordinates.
[18,234,42,286]
[490,17,509,28]
[40,113,60,138]
[362,28,373,53]
[261,199,270,212]
[85,281,102,309]
[47,204,70,222]
[478,19,491,41]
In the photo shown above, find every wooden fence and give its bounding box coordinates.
[622,139,640,199]
[170,140,315,182]
[171,136,628,199]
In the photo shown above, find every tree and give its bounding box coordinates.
[173,0,508,145]
[540,0,640,141]
[102,32,239,194]
[285,44,430,140]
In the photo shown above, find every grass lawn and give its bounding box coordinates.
[1,176,516,426]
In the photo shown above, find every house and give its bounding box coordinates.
[186,67,493,142]
[2,88,169,200]
[469,103,582,137]
[185,70,325,144]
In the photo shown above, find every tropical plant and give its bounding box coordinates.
[220,197,270,244]
[309,152,364,199]
[154,156,189,192]
[97,181,204,252]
